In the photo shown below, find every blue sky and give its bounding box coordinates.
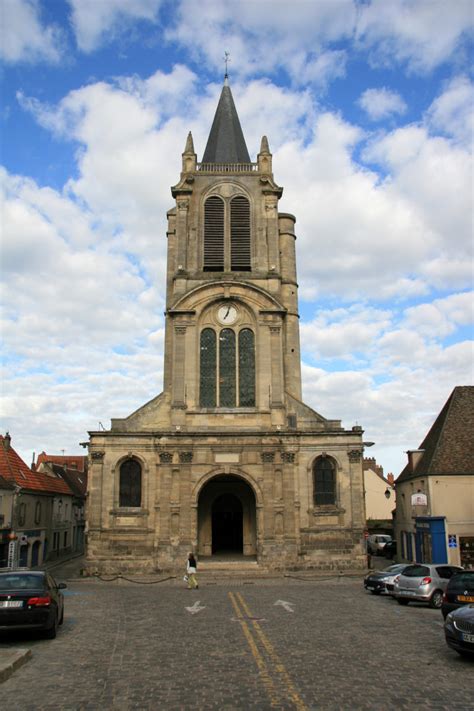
[1,0,473,476]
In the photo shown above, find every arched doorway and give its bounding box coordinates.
[197,474,257,558]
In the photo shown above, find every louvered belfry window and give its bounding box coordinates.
[119,459,142,507]
[204,197,224,271]
[230,196,251,271]
[200,328,217,407]
[200,327,256,408]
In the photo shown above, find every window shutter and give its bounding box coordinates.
[204,197,224,271]
[230,196,251,271]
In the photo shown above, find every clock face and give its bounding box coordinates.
[217,304,238,325]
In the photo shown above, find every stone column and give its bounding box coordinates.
[172,326,187,407]
[269,326,284,405]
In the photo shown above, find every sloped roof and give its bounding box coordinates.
[0,435,72,495]
[35,452,87,473]
[201,79,251,164]
[397,386,474,481]
[50,463,87,497]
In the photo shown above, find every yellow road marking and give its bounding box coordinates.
[228,592,280,707]
[229,592,307,711]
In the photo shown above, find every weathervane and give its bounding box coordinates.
[224,51,230,79]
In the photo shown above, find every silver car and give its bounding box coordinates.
[393,563,464,609]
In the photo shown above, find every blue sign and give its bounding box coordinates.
[448,535,457,548]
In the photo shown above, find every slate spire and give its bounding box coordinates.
[201,78,251,164]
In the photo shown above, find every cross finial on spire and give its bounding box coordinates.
[224,51,230,80]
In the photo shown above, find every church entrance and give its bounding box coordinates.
[197,474,257,558]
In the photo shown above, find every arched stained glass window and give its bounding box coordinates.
[119,459,142,507]
[200,328,217,407]
[313,457,336,506]
[199,326,256,408]
[204,197,224,271]
[230,196,251,271]
[219,328,236,407]
[238,329,255,406]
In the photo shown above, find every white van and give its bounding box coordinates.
[367,534,392,555]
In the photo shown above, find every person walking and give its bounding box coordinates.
[186,552,198,589]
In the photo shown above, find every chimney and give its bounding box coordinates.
[407,450,424,472]
[3,432,11,450]
[387,473,394,485]
[31,451,36,470]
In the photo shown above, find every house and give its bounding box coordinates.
[34,453,87,555]
[363,457,395,534]
[394,386,474,568]
[0,433,74,567]
[0,474,16,567]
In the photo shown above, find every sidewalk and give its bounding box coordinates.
[0,648,31,683]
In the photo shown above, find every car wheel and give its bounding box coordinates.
[44,611,58,639]
[397,598,409,605]
[430,590,443,609]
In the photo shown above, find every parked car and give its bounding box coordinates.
[0,570,67,638]
[441,570,474,619]
[383,540,397,559]
[367,534,392,555]
[364,564,408,595]
[444,605,474,658]
[393,563,464,609]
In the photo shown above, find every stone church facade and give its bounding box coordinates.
[85,79,367,574]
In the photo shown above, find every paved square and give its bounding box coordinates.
[0,574,472,710]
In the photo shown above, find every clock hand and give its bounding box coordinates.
[224,306,230,319]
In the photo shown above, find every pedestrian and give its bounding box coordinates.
[186,552,198,589]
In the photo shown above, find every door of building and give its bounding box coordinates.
[211,493,243,553]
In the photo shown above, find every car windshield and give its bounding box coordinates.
[449,572,474,587]
[402,565,430,578]
[385,565,405,573]
[0,574,44,591]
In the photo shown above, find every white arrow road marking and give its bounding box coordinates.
[274,599,294,613]
[185,600,206,615]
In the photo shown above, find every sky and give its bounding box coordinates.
[1,0,473,477]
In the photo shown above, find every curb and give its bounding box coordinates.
[0,649,32,683]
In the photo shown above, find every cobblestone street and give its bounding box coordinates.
[1,570,472,710]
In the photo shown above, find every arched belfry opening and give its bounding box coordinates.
[197,474,257,558]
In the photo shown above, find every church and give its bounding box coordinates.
[85,77,367,574]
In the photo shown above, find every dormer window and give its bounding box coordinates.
[203,195,251,272]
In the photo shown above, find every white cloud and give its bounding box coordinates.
[403,292,474,338]
[426,75,474,147]
[67,0,163,52]
[356,0,474,73]
[358,87,407,121]
[1,0,64,63]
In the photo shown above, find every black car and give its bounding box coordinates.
[0,570,67,639]
[383,540,397,559]
[364,564,408,595]
[441,570,474,619]
[444,604,474,658]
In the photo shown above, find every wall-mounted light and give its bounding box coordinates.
[385,488,391,499]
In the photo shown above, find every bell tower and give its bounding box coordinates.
[86,77,367,575]
[164,77,302,428]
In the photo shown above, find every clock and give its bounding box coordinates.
[217,303,238,325]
